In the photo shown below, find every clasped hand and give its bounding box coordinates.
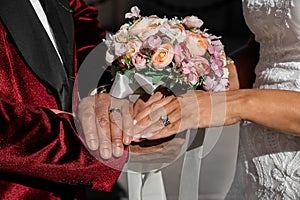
[76,93,134,160]
[77,91,220,160]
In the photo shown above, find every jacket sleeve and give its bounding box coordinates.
[0,97,127,192]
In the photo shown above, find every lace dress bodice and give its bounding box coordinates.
[226,1,300,199]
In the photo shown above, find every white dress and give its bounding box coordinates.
[226,0,300,199]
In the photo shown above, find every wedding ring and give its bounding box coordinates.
[160,114,171,126]
[109,108,121,113]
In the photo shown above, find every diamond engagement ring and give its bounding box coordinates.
[109,108,121,113]
[160,114,171,126]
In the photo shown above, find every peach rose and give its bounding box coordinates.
[185,31,209,57]
[151,43,174,71]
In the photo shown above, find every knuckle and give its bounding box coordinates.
[78,96,93,107]
[110,115,122,124]
[97,116,109,127]
[100,140,111,148]
[145,114,153,122]
[80,111,94,121]
[85,132,98,140]
[112,138,122,145]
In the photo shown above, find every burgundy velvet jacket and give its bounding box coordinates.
[0,0,127,199]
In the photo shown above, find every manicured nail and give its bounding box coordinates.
[113,146,123,157]
[133,134,141,140]
[88,139,98,150]
[124,136,132,145]
[101,148,111,160]
[141,133,153,138]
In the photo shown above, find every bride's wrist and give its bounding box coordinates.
[226,90,247,123]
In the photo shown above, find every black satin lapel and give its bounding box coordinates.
[41,0,75,76]
[0,0,73,111]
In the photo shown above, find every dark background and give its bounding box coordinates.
[84,0,252,54]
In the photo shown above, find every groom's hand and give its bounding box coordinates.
[76,93,133,160]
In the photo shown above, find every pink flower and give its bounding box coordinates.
[208,41,223,56]
[203,76,217,91]
[143,35,162,50]
[181,60,199,86]
[151,43,174,71]
[174,42,191,65]
[190,57,210,75]
[210,57,225,77]
[132,53,147,70]
[182,16,203,29]
[125,6,140,19]
[114,43,127,57]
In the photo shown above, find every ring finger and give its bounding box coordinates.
[109,107,124,157]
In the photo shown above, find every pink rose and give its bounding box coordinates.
[151,43,174,71]
[143,35,162,50]
[190,57,210,76]
[132,53,147,71]
[182,16,203,29]
[174,42,191,65]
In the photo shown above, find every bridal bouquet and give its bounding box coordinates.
[105,6,229,98]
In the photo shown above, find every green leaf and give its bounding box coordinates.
[124,70,133,77]
[152,75,162,84]
[173,39,179,45]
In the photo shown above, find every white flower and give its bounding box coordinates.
[125,6,140,19]
[182,16,203,29]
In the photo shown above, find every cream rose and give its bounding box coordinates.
[185,31,209,57]
[183,16,203,29]
[114,29,129,43]
[159,20,187,44]
[129,16,167,41]
[151,43,174,71]
[125,39,142,58]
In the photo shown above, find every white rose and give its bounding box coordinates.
[183,16,203,29]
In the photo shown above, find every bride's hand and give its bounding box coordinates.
[133,90,241,140]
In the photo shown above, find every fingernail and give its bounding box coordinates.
[124,136,132,145]
[133,134,141,140]
[88,139,98,150]
[133,119,137,125]
[114,146,123,157]
[141,133,153,138]
[101,148,111,160]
